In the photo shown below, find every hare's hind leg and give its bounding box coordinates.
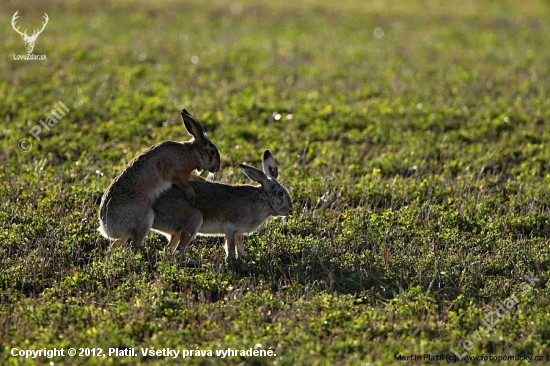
[110,236,129,249]
[167,232,181,254]
[130,210,155,249]
[235,234,246,258]
[176,208,203,256]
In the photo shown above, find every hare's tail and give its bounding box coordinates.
[97,222,109,238]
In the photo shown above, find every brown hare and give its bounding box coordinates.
[152,150,292,259]
[98,109,220,250]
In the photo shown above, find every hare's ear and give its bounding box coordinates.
[181,109,206,144]
[262,150,278,179]
[240,164,269,185]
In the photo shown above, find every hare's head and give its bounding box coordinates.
[181,109,221,173]
[239,150,293,217]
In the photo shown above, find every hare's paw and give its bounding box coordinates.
[184,186,198,206]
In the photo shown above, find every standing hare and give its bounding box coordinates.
[98,109,220,249]
[152,150,292,259]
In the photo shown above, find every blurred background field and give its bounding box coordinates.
[1,0,550,364]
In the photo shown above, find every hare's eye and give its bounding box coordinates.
[208,149,217,157]
[276,191,284,198]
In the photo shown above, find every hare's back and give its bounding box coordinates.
[190,181,258,212]
[105,141,188,195]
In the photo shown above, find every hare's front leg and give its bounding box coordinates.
[176,208,203,256]
[171,173,198,206]
[235,234,246,259]
[224,230,237,260]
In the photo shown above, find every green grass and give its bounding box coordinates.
[1,0,550,364]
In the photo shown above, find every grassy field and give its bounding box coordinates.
[1,0,550,364]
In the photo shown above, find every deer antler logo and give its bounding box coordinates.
[11,11,49,54]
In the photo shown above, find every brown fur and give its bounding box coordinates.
[152,150,292,259]
[98,110,220,249]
